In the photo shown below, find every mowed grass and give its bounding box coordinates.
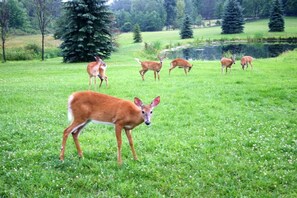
[1,47,297,197]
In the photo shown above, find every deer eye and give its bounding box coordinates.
[150,111,153,114]
[142,111,145,114]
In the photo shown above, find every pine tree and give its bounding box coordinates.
[133,24,142,43]
[268,0,285,32]
[221,0,244,34]
[60,0,113,63]
[180,15,193,39]
[164,0,177,29]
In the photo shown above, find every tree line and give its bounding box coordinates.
[111,0,297,32]
[0,0,294,62]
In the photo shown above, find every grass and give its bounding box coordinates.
[1,18,297,197]
[1,50,297,197]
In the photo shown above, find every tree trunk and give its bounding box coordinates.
[1,34,6,63]
[42,33,45,61]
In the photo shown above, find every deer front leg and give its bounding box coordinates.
[125,129,138,161]
[115,124,123,165]
[184,68,188,75]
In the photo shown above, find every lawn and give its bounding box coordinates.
[0,18,297,197]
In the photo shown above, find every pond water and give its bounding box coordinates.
[167,42,297,60]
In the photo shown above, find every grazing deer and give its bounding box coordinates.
[87,56,108,89]
[169,58,193,75]
[241,56,254,70]
[135,54,166,81]
[59,91,160,165]
[221,55,236,74]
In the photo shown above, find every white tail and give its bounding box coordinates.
[240,56,254,70]
[135,54,166,81]
[59,91,160,165]
[169,58,193,75]
[87,56,108,89]
[221,55,236,74]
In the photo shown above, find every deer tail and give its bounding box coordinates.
[135,58,142,64]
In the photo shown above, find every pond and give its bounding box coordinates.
[167,42,297,60]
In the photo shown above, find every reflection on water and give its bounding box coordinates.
[167,43,297,60]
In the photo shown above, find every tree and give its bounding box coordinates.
[268,0,285,32]
[59,0,113,63]
[164,0,177,29]
[0,0,9,62]
[180,15,193,39]
[34,0,61,61]
[133,24,142,43]
[221,0,245,34]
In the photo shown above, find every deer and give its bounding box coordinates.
[59,91,160,165]
[241,56,254,70]
[169,58,193,75]
[135,54,166,81]
[221,55,236,74]
[87,56,108,89]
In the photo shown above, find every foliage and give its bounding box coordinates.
[164,0,177,29]
[180,15,193,39]
[59,0,113,62]
[221,0,245,34]
[133,24,142,43]
[269,0,285,32]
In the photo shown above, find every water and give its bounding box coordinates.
[167,42,297,60]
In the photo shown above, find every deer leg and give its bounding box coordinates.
[60,120,88,161]
[115,124,123,165]
[139,70,146,80]
[125,129,138,161]
[250,62,253,71]
[105,76,108,87]
[169,65,176,75]
[72,123,88,158]
[99,78,103,88]
[153,71,157,80]
[184,68,188,75]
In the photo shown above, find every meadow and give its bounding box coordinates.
[0,18,297,197]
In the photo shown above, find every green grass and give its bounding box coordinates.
[1,17,297,197]
[1,49,297,197]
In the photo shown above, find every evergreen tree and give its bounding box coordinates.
[180,15,193,39]
[133,24,142,43]
[60,0,113,63]
[221,0,244,34]
[164,0,177,29]
[268,0,285,32]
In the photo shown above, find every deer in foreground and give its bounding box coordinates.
[87,56,108,89]
[241,56,254,70]
[135,54,166,80]
[169,58,193,75]
[59,91,160,165]
[221,55,236,74]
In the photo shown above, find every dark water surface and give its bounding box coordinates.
[167,42,297,60]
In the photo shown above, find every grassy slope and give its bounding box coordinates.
[0,18,297,197]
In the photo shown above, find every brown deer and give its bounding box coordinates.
[221,55,236,74]
[59,91,160,165]
[135,54,166,80]
[87,56,108,89]
[169,58,193,75]
[241,56,254,70]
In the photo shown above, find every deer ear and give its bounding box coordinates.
[134,97,143,107]
[151,96,160,107]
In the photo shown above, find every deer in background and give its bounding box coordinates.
[59,91,160,165]
[221,55,236,74]
[87,56,108,89]
[169,58,193,75]
[135,54,166,81]
[241,56,254,70]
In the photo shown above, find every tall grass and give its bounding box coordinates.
[0,49,296,197]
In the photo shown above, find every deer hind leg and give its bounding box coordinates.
[99,77,103,88]
[72,123,88,158]
[59,120,88,161]
[249,62,253,71]
[139,70,147,81]
[125,129,138,161]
